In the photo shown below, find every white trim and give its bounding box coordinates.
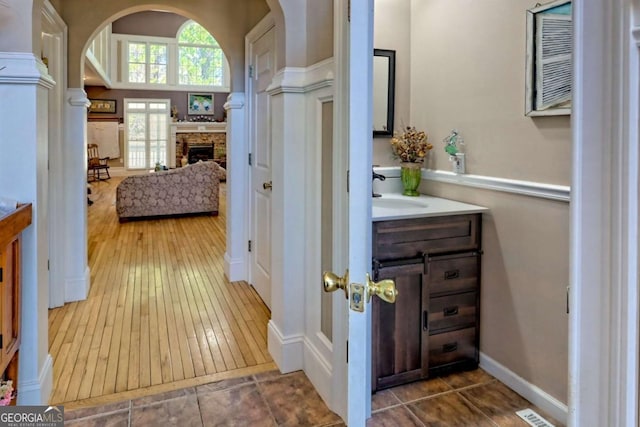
[64,267,90,303]
[0,53,55,88]
[303,335,334,408]
[480,353,567,425]
[373,166,571,202]
[223,92,248,282]
[266,60,334,95]
[17,354,53,405]
[267,321,304,373]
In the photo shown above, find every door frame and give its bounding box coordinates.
[569,0,640,425]
[245,14,275,292]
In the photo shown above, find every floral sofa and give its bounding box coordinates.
[116,161,222,221]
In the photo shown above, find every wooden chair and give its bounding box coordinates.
[87,143,110,181]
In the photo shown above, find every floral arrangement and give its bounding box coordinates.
[390,127,433,163]
[0,380,15,406]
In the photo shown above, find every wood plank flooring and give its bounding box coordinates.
[48,176,274,407]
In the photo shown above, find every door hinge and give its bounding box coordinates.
[347,0,351,22]
[249,65,254,78]
[248,153,253,166]
[248,240,252,252]
[566,285,570,314]
[0,267,3,283]
[48,260,50,271]
[346,340,348,363]
[346,170,349,193]
[0,334,4,350]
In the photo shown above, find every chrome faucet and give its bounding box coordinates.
[372,169,386,198]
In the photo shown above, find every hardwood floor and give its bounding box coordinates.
[48,176,274,408]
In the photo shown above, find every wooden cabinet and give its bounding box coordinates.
[0,204,31,379]
[372,213,482,391]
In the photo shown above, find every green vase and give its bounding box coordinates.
[400,163,422,196]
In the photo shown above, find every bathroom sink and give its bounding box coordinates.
[372,196,429,209]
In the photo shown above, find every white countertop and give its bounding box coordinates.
[372,193,488,222]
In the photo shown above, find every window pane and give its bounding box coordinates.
[150,64,167,84]
[149,113,167,140]
[178,22,216,46]
[128,42,146,62]
[129,63,146,83]
[149,44,167,64]
[149,103,168,110]
[127,103,146,110]
[128,113,146,140]
[179,46,223,86]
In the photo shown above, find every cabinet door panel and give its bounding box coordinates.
[428,291,477,333]
[372,263,427,390]
[428,253,479,296]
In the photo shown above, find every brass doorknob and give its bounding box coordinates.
[322,270,349,299]
[263,181,273,190]
[366,273,398,303]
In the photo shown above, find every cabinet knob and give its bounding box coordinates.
[366,273,398,303]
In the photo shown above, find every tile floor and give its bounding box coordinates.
[64,369,564,426]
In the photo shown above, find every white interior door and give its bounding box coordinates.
[249,27,275,308]
[344,0,375,425]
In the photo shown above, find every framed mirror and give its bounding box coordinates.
[525,0,572,116]
[373,49,396,136]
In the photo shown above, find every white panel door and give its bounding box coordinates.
[345,0,376,425]
[249,27,275,308]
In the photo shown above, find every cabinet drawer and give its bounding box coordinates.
[428,292,477,333]
[429,327,477,368]
[428,252,479,296]
[373,214,480,260]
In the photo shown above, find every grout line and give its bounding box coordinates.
[128,399,132,427]
[254,375,279,426]
[402,402,427,427]
[456,391,501,427]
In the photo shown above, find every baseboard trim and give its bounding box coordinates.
[303,336,333,409]
[65,266,90,303]
[224,253,246,282]
[267,321,303,373]
[18,354,53,405]
[479,352,568,424]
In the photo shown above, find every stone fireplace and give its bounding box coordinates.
[170,122,227,168]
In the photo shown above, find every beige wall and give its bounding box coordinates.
[373,0,571,403]
[410,0,571,185]
[373,0,411,166]
[111,11,188,38]
[59,0,270,90]
[306,1,333,66]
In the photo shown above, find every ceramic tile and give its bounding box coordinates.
[439,368,495,390]
[460,381,564,427]
[130,394,202,427]
[366,405,423,427]
[258,371,341,426]
[132,386,196,407]
[253,369,288,382]
[196,376,254,395]
[390,378,452,403]
[408,392,494,427]
[198,383,275,426]
[65,401,129,421]
[65,411,130,427]
[371,389,402,412]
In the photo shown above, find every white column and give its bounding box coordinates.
[223,92,248,281]
[63,88,90,302]
[0,52,55,404]
[266,69,308,372]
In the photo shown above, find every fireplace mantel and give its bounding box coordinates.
[169,122,227,168]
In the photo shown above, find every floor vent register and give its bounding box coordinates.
[515,409,555,427]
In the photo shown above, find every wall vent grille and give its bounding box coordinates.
[515,409,555,427]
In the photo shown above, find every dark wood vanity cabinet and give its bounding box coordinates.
[372,214,482,392]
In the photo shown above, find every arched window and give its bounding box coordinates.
[177,21,225,86]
